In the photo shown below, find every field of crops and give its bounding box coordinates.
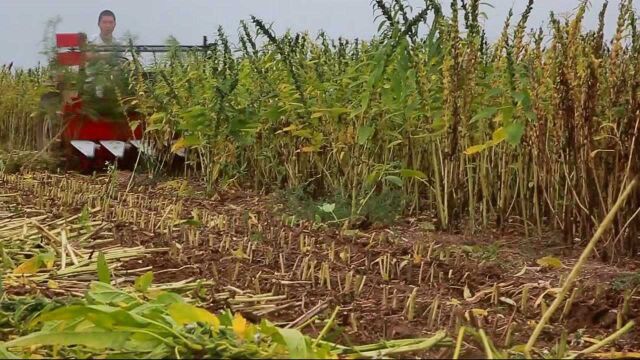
[2,0,640,358]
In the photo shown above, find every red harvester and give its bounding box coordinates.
[49,32,208,172]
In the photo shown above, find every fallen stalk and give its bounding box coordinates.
[565,321,636,359]
[525,176,639,357]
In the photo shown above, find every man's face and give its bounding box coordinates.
[98,15,116,37]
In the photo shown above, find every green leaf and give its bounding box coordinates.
[365,170,382,187]
[357,126,375,145]
[87,282,138,305]
[487,87,503,98]
[471,107,498,124]
[0,346,18,359]
[384,176,403,187]
[505,122,525,145]
[145,122,165,132]
[0,244,15,269]
[97,252,111,284]
[152,292,186,306]
[39,252,55,269]
[183,134,203,147]
[265,106,285,122]
[276,328,310,359]
[183,218,203,227]
[399,169,427,180]
[167,303,220,330]
[148,112,166,124]
[144,344,172,358]
[513,90,531,109]
[292,129,313,139]
[318,203,336,213]
[3,331,132,349]
[310,107,350,119]
[179,106,209,131]
[525,110,538,122]
[124,333,167,353]
[134,272,154,293]
[33,305,147,330]
[500,106,514,123]
[85,306,148,329]
[33,305,96,326]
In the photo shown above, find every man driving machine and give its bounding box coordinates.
[85,10,125,100]
[90,10,120,47]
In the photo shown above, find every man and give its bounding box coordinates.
[89,10,120,46]
[85,10,124,100]
[86,10,122,62]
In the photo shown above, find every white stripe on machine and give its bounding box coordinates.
[70,140,97,158]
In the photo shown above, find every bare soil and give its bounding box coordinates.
[2,170,639,357]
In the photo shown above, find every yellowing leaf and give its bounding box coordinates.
[292,129,312,138]
[148,112,166,124]
[464,144,486,155]
[171,138,186,153]
[471,308,489,317]
[231,248,248,259]
[145,289,165,300]
[387,139,403,148]
[536,256,563,269]
[13,257,41,275]
[514,265,528,277]
[169,135,202,154]
[463,285,473,300]
[129,120,141,132]
[275,124,299,135]
[168,303,220,331]
[400,169,427,180]
[448,298,461,306]
[491,127,507,144]
[499,297,517,306]
[300,146,319,153]
[47,280,59,289]
[232,313,248,339]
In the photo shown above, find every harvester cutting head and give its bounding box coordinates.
[54,32,147,172]
[52,33,206,172]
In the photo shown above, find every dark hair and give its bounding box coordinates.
[98,10,116,23]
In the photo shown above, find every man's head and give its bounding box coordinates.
[98,10,116,38]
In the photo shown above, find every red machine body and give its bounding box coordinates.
[55,33,145,172]
[52,32,208,171]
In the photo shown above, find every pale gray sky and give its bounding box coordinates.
[0,0,622,69]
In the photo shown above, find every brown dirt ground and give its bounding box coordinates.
[2,170,640,357]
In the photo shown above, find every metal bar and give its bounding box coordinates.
[60,45,210,53]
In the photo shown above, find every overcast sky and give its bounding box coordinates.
[0,0,622,69]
